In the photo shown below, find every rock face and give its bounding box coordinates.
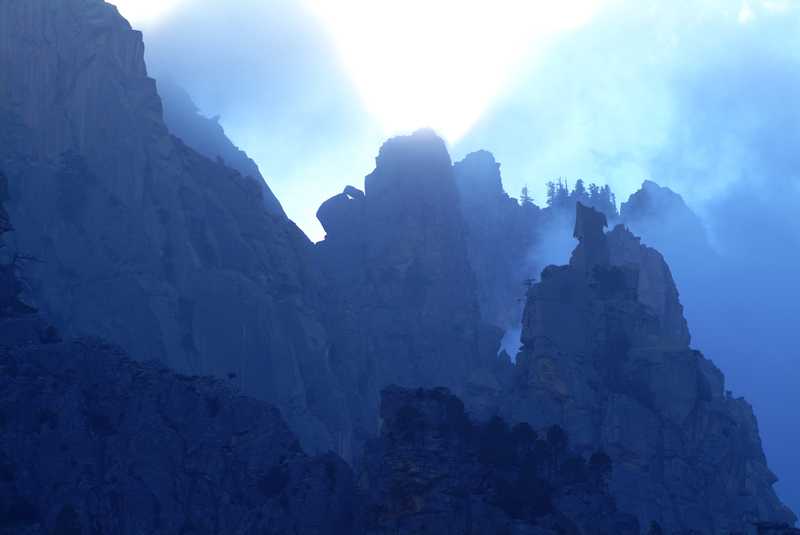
[1,169,359,535]
[0,340,359,535]
[0,0,347,453]
[315,130,501,458]
[757,524,800,535]
[453,151,541,340]
[157,78,285,217]
[361,386,639,535]
[507,203,795,533]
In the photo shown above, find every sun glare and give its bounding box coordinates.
[111,0,184,26]
[306,0,605,143]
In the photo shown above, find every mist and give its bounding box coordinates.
[135,0,800,514]
[457,0,800,510]
[138,0,386,240]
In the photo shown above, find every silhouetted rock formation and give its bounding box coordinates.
[316,130,502,458]
[0,2,795,532]
[506,203,795,533]
[361,386,639,535]
[0,0,347,453]
[454,150,541,342]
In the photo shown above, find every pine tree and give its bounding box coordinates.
[546,181,556,206]
[574,178,586,198]
[520,185,533,206]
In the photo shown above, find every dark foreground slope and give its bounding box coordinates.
[361,387,639,535]
[0,340,358,535]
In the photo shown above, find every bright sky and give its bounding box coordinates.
[111,0,185,26]
[305,0,605,142]
[115,0,604,143]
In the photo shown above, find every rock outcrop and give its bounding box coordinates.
[757,523,800,535]
[0,340,359,535]
[0,0,348,453]
[315,130,502,458]
[361,386,640,535]
[1,167,359,535]
[0,2,795,532]
[453,151,541,343]
[506,203,795,533]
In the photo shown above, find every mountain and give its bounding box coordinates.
[620,180,715,266]
[0,1,795,533]
[503,203,794,532]
[2,177,633,534]
[453,150,541,347]
[315,131,503,457]
[1,168,358,534]
[0,0,347,453]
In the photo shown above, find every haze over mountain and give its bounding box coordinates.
[0,1,798,533]
[136,0,800,515]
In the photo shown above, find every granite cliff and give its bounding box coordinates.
[453,150,541,350]
[0,0,348,453]
[0,170,359,535]
[1,182,637,534]
[315,131,503,458]
[0,1,795,533]
[502,203,794,533]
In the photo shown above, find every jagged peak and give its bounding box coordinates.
[573,202,608,240]
[453,150,507,200]
[622,180,694,220]
[372,129,451,173]
[570,202,611,271]
[364,129,459,207]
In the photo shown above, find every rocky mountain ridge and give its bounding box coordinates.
[504,203,794,532]
[0,1,795,533]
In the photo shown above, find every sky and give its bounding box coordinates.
[114,0,800,515]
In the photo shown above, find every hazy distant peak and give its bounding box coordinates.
[622,180,693,219]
